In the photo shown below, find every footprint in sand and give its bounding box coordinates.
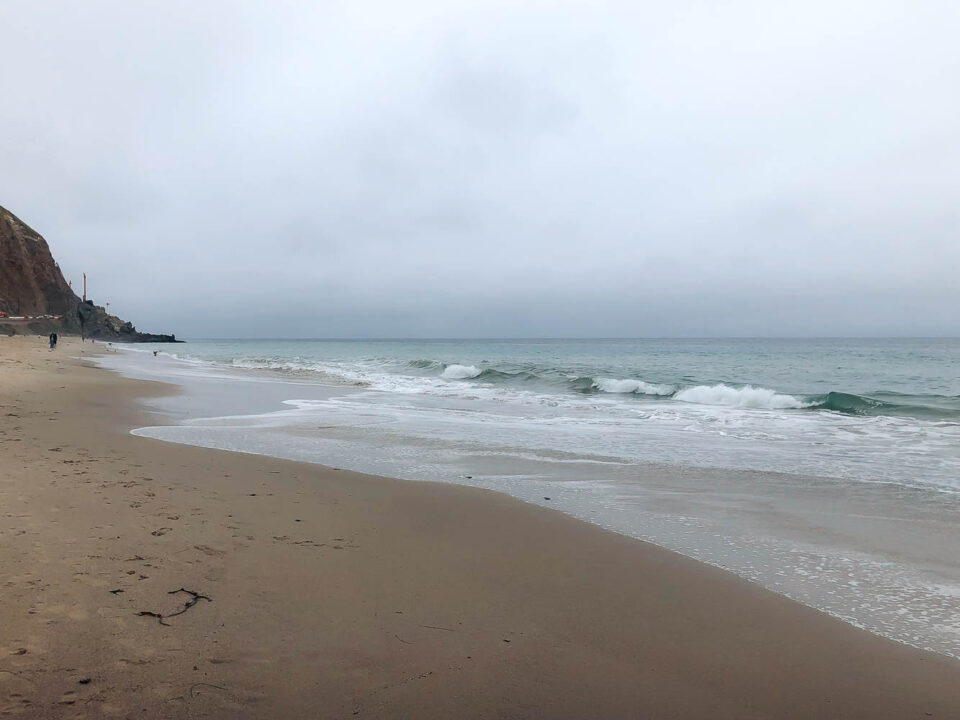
[0,693,34,715]
[150,527,172,537]
[194,545,226,557]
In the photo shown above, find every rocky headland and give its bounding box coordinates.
[0,205,178,342]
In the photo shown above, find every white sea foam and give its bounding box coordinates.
[674,384,807,410]
[593,378,674,396]
[442,364,482,379]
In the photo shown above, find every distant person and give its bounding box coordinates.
[49,332,57,350]
[153,350,158,357]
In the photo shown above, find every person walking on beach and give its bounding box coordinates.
[49,332,57,350]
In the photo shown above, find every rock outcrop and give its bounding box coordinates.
[0,205,179,342]
[73,299,179,342]
[0,206,76,316]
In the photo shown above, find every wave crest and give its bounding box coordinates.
[593,378,674,396]
[442,364,482,380]
[674,384,807,409]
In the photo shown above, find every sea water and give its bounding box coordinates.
[92,338,960,657]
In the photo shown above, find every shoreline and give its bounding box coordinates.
[2,335,960,718]
[100,341,960,660]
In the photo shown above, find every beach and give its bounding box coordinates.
[2,335,960,719]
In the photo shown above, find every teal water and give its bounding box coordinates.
[114,337,960,491]
[157,337,960,418]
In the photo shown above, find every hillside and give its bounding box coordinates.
[0,206,77,316]
[0,206,178,341]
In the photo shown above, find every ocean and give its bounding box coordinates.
[93,337,960,657]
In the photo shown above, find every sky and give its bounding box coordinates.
[1,1,958,338]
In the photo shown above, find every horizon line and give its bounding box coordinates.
[165,335,960,342]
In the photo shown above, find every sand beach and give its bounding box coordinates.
[2,335,959,719]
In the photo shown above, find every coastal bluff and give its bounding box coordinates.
[0,205,178,342]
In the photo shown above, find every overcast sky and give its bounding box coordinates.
[1,1,958,338]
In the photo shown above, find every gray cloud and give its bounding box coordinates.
[2,1,958,337]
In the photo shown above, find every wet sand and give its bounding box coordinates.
[1,335,959,719]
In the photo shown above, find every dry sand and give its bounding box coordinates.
[1,335,959,719]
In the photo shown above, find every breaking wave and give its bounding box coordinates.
[674,384,808,410]
[442,364,482,379]
[591,378,675,396]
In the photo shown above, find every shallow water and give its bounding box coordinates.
[93,338,960,657]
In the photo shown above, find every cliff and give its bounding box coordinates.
[0,206,76,316]
[0,206,179,342]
